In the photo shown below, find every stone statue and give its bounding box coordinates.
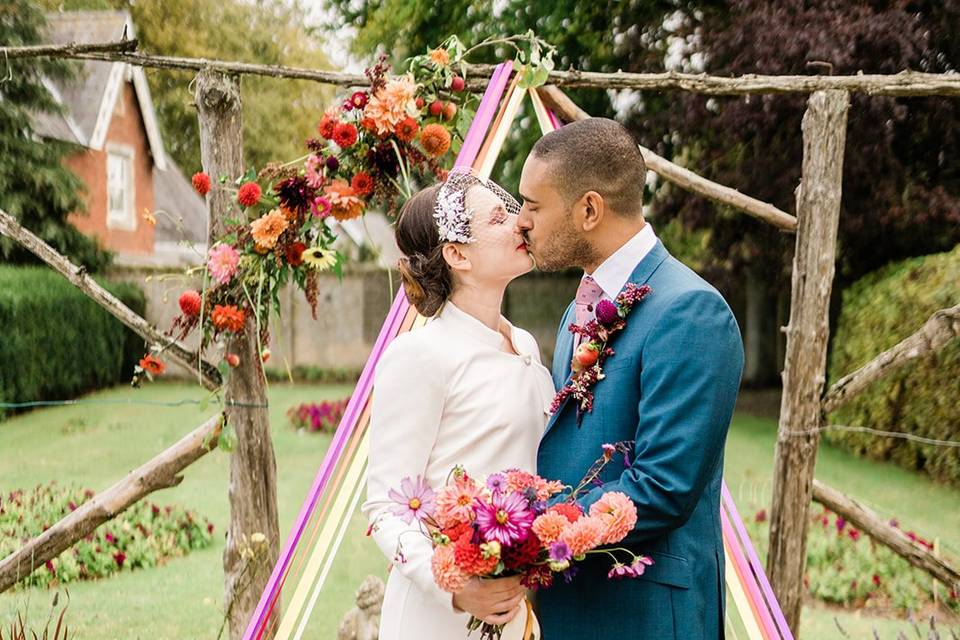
[337,575,385,640]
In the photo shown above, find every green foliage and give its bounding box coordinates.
[0,0,111,271]
[0,591,72,640]
[0,482,213,589]
[0,267,146,417]
[749,507,958,614]
[827,245,960,486]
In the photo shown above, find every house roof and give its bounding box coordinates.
[154,162,209,246]
[36,10,167,170]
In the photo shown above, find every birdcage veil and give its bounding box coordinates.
[433,168,521,244]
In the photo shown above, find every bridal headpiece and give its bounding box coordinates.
[433,168,521,244]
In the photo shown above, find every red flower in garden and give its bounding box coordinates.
[872,574,881,587]
[179,289,202,317]
[351,171,375,197]
[333,122,358,148]
[848,528,860,542]
[191,172,211,195]
[285,241,307,266]
[394,116,419,143]
[139,354,165,376]
[754,509,767,523]
[113,551,126,568]
[212,304,246,333]
[318,113,337,139]
[237,182,262,207]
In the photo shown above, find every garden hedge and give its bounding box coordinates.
[827,244,960,486]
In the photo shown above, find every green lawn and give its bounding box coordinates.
[1,383,958,638]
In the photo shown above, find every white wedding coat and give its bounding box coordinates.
[362,301,555,640]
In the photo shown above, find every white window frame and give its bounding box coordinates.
[105,144,136,230]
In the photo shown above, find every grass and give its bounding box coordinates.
[1,383,958,638]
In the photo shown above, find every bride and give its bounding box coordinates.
[362,170,555,640]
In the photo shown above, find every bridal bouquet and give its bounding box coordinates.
[386,444,652,639]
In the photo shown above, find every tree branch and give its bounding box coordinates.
[0,39,137,59]
[1,41,959,96]
[536,85,799,232]
[0,414,223,593]
[0,208,222,390]
[812,479,960,592]
[822,304,960,414]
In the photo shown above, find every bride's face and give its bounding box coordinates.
[458,186,533,284]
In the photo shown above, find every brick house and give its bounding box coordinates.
[33,10,207,267]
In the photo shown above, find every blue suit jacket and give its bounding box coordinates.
[536,240,744,640]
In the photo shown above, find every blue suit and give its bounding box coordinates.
[536,240,744,639]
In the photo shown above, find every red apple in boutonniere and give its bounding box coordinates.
[572,342,600,372]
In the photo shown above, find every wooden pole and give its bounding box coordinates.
[535,85,799,232]
[0,208,221,390]
[812,479,960,592]
[0,415,222,593]
[822,303,960,414]
[194,69,279,640]
[767,89,850,632]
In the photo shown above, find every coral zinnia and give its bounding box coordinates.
[454,537,499,576]
[332,122,358,148]
[432,544,469,593]
[588,491,638,545]
[139,354,165,376]
[178,290,202,317]
[394,116,419,143]
[311,196,332,219]
[420,123,451,158]
[324,180,364,221]
[302,247,338,271]
[475,491,534,546]
[207,243,240,285]
[191,172,211,195]
[237,182,262,207]
[350,171,374,197]
[212,304,246,333]
[250,208,290,250]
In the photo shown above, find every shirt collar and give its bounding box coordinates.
[585,223,658,299]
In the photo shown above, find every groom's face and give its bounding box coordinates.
[517,155,592,272]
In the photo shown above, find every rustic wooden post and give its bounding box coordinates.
[195,69,280,639]
[767,89,850,632]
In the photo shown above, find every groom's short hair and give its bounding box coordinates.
[531,117,646,217]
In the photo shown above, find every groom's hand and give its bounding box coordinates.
[452,575,525,625]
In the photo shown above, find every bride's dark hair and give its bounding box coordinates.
[395,185,455,317]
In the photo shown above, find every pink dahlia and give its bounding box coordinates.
[207,243,240,285]
[432,543,469,592]
[589,491,638,544]
[560,516,604,557]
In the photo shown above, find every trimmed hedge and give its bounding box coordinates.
[0,266,145,417]
[827,244,960,486]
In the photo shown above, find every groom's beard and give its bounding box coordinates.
[533,223,599,272]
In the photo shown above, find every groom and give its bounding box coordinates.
[517,118,744,639]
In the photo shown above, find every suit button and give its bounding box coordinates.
[522,355,532,365]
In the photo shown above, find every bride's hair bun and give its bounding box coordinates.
[395,186,454,317]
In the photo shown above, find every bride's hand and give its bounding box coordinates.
[452,575,525,625]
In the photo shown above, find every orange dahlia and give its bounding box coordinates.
[249,208,290,250]
[364,74,418,135]
[350,171,374,197]
[324,180,364,221]
[212,304,246,333]
[420,123,451,158]
[394,116,419,143]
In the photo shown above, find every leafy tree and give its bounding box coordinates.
[0,0,110,270]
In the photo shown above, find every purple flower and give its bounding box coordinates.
[608,555,653,580]
[595,299,620,325]
[548,540,572,562]
[835,517,847,533]
[486,473,507,493]
[475,490,535,546]
[560,565,580,583]
[388,476,436,524]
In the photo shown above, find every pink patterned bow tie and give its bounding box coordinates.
[575,275,604,332]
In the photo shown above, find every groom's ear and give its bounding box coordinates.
[441,243,471,273]
[579,190,605,232]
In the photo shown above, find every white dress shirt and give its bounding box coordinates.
[584,222,658,305]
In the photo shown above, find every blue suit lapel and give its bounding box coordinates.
[542,239,671,438]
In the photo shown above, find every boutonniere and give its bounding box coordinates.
[550,283,652,422]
